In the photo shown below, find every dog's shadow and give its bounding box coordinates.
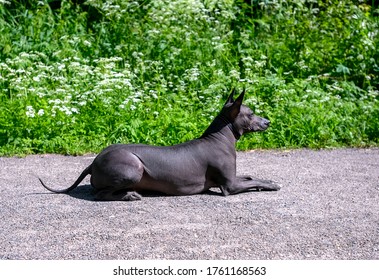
[35,185,225,201]
[34,184,96,201]
[64,184,95,201]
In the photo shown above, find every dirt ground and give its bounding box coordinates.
[1,148,378,259]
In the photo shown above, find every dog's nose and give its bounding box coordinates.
[264,119,270,126]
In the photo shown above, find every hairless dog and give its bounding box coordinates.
[40,89,280,201]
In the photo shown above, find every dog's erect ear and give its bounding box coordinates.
[234,88,245,107]
[229,89,245,119]
[224,88,236,105]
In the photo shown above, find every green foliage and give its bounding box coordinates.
[0,0,378,155]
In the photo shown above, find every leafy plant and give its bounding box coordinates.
[0,0,378,155]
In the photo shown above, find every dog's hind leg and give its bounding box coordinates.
[91,149,145,201]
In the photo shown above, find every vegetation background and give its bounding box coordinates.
[0,0,378,155]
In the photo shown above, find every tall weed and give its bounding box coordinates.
[0,0,378,155]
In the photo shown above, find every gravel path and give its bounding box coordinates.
[1,148,378,259]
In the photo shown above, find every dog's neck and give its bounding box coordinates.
[200,114,241,140]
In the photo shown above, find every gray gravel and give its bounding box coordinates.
[1,148,378,260]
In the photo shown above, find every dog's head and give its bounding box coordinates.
[222,89,270,137]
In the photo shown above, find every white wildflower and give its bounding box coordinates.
[70,62,81,67]
[229,69,240,79]
[61,106,72,116]
[37,109,45,116]
[20,52,30,58]
[71,108,79,114]
[57,64,65,71]
[186,67,201,81]
[83,40,92,47]
[149,90,158,99]
[26,106,35,118]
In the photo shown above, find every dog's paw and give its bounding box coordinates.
[122,191,142,201]
[239,176,281,191]
[263,181,281,191]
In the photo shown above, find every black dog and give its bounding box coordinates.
[40,89,280,200]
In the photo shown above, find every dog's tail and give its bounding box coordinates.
[39,165,92,193]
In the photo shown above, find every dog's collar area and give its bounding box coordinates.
[229,124,242,140]
[216,115,241,140]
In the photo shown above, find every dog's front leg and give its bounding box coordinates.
[220,176,280,195]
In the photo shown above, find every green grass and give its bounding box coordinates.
[0,0,378,155]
